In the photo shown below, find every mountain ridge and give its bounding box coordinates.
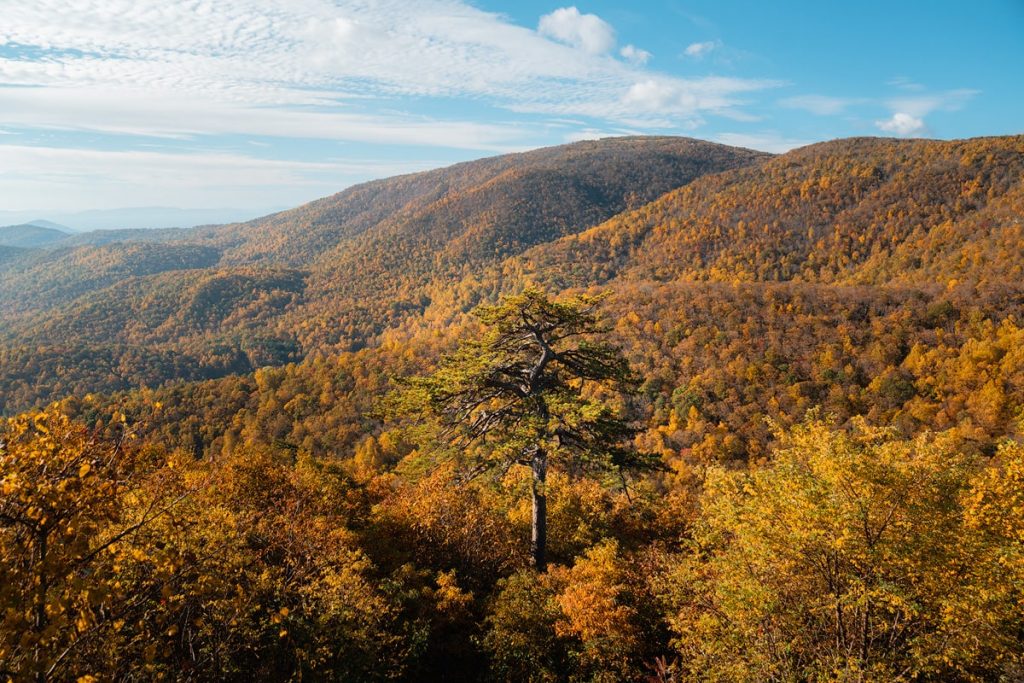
[469,134,1024,299]
[0,134,1021,416]
[0,135,771,412]
[0,222,70,249]
[193,136,770,267]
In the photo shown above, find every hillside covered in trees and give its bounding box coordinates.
[475,135,1024,294]
[2,136,1023,414]
[1,134,1023,681]
[0,223,70,249]
[0,137,767,413]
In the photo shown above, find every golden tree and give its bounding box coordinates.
[660,417,1019,681]
[0,408,170,681]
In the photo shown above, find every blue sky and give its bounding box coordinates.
[0,0,1021,214]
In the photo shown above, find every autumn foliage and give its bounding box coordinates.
[1,135,1023,679]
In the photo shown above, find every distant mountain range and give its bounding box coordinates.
[0,207,282,233]
[23,219,74,232]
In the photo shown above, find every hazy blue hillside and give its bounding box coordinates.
[0,223,69,249]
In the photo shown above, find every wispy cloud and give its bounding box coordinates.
[683,40,720,59]
[0,0,774,141]
[885,89,979,118]
[715,131,811,153]
[875,87,979,136]
[615,76,781,128]
[0,86,526,151]
[619,44,651,66]
[886,77,926,92]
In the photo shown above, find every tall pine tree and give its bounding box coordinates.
[401,289,656,571]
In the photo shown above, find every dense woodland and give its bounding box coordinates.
[1,134,1023,681]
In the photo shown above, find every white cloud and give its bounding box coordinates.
[875,88,978,136]
[779,94,862,116]
[684,41,718,58]
[563,128,625,143]
[715,132,811,154]
[624,80,692,110]
[619,44,651,65]
[875,112,926,136]
[538,6,615,54]
[886,89,978,117]
[618,76,780,128]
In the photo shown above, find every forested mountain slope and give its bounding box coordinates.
[0,136,767,413]
[3,134,1022,415]
[0,222,68,248]
[0,243,222,316]
[57,226,193,248]
[4,135,1024,415]
[76,279,1023,463]
[199,136,767,267]
[479,135,1024,298]
[198,136,770,347]
[0,246,23,263]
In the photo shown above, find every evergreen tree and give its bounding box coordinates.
[401,289,656,571]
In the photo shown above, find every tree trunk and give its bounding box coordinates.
[531,448,548,572]
[34,530,49,683]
